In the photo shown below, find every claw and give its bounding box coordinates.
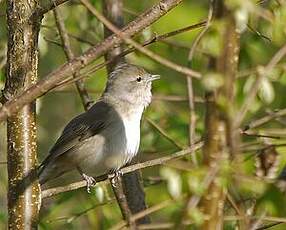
[82,173,96,193]
[108,170,123,187]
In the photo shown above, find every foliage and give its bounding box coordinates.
[1,0,286,229]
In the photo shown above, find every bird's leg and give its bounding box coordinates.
[77,167,96,193]
[108,169,123,187]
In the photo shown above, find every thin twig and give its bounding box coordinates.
[55,21,207,90]
[226,192,249,228]
[247,24,271,42]
[145,117,184,150]
[235,43,286,127]
[186,0,213,166]
[255,222,284,230]
[53,5,94,110]
[111,196,187,230]
[46,198,115,223]
[188,166,219,209]
[250,212,266,230]
[224,215,286,223]
[112,163,218,230]
[241,130,281,139]
[80,0,201,78]
[244,108,286,131]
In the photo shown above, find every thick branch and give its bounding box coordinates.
[5,0,41,228]
[0,0,183,122]
[199,0,241,229]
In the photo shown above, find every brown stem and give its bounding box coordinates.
[4,0,41,229]
[53,6,93,110]
[0,0,184,122]
[199,0,241,229]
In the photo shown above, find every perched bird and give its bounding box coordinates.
[38,63,159,192]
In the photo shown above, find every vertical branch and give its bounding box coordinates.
[199,0,240,229]
[3,0,41,229]
[186,75,197,165]
[186,1,213,166]
[216,9,240,158]
[200,92,228,230]
[102,0,126,72]
[102,0,150,227]
[53,6,94,110]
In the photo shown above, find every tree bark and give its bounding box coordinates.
[199,0,240,229]
[3,0,41,229]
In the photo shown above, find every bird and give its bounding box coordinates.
[38,63,160,192]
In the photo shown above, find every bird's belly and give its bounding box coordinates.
[76,120,140,176]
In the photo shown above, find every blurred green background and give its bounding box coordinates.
[1,0,286,229]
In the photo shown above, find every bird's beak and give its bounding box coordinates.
[149,74,160,81]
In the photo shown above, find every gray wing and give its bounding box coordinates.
[40,101,112,168]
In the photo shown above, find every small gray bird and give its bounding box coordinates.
[38,63,159,191]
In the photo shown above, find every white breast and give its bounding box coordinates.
[123,116,140,158]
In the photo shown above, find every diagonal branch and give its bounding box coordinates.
[0,0,184,122]
[80,0,201,78]
[51,20,207,91]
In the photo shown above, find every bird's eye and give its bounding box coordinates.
[136,77,142,82]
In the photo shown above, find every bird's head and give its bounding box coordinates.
[103,63,160,108]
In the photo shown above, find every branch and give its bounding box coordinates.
[186,0,213,166]
[52,20,206,91]
[41,141,203,199]
[235,43,286,127]
[80,0,201,78]
[37,0,70,16]
[53,6,93,110]
[110,198,179,230]
[175,4,213,226]
[199,0,241,228]
[0,0,184,122]
[5,0,41,228]
[145,117,184,150]
[113,164,219,230]
[243,108,286,131]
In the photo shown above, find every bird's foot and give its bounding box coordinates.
[108,170,123,187]
[82,173,96,193]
